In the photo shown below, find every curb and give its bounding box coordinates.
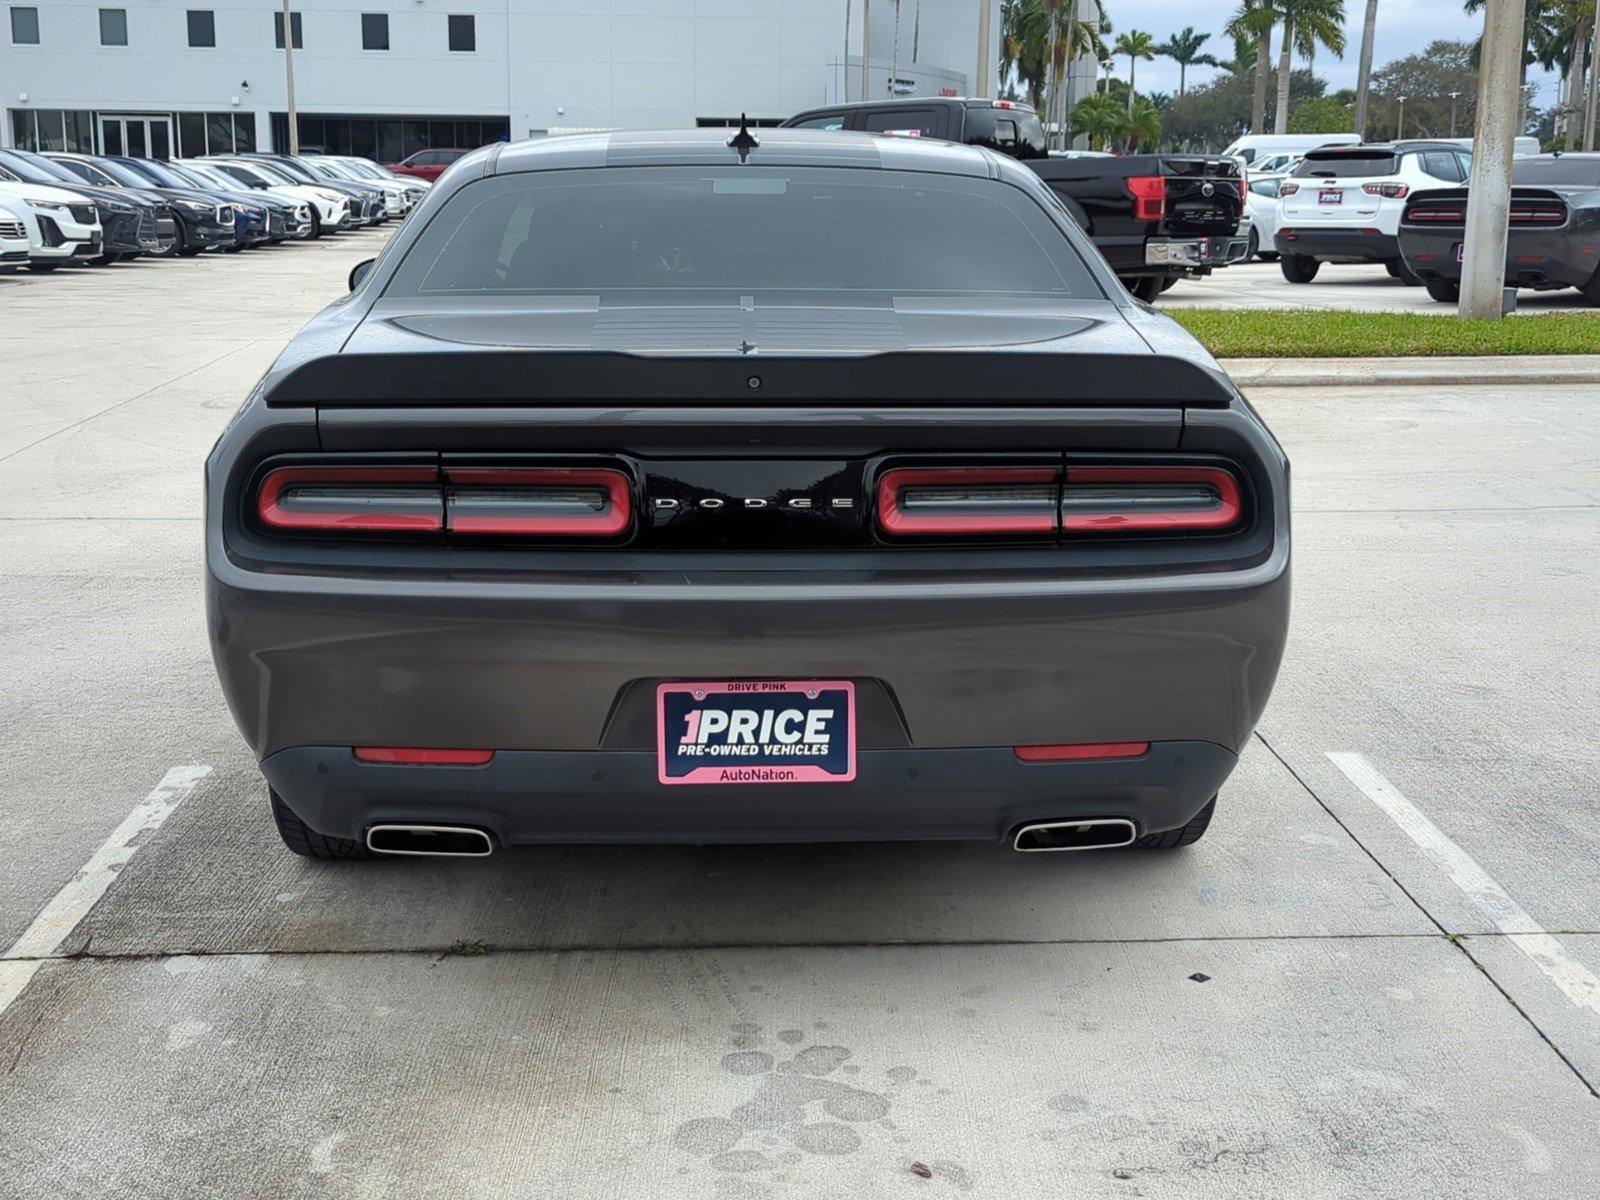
[1219,354,1600,388]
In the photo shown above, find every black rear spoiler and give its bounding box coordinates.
[262,350,1237,408]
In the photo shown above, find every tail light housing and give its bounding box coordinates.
[1279,182,1300,197]
[1126,175,1167,222]
[876,467,1058,536]
[1509,199,1567,225]
[875,463,1245,539]
[1363,182,1410,198]
[1404,202,1466,224]
[253,462,632,539]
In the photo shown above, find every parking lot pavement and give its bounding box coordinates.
[1161,258,1598,312]
[2,240,1598,1197]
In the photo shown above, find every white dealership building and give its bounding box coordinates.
[2,0,1001,160]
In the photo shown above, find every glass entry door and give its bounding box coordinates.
[98,114,173,159]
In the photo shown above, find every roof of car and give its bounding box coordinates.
[1310,140,1462,156]
[491,127,1003,179]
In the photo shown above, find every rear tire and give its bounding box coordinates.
[1125,275,1164,302]
[1425,280,1461,304]
[1280,255,1320,283]
[1246,228,1259,260]
[1581,268,1600,307]
[26,260,62,272]
[1391,257,1422,286]
[270,788,372,860]
[1135,797,1215,849]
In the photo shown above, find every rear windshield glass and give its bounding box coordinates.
[1512,157,1600,186]
[385,166,1101,299]
[1294,152,1399,178]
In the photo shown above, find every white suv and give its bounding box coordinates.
[0,175,104,271]
[1274,142,1473,284]
[201,157,351,237]
[0,198,30,273]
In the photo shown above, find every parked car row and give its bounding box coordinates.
[0,150,424,274]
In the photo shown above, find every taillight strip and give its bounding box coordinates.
[1061,466,1242,533]
[443,467,632,536]
[256,465,442,532]
[354,747,495,765]
[876,466,1059,536]
[1015,742,1151,762]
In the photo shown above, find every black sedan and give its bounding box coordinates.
[0,147,169,262]
[207,129,1290,861]
[107,156,275,251]
[1399,153,1600,304]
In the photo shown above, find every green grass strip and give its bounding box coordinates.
[1172,309,1600,359]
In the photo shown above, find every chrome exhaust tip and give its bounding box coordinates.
[1012,818,1138,853]
[365,824,495,858]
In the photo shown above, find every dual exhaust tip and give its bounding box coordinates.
[1011,818,1138,853]
[364,819,1137,858]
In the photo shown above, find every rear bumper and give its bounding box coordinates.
[262,740,1238,845]
[1399,227,1599,290]
[1276,227,1399,261]
[1143,235,1251,269]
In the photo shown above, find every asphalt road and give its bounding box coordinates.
[1,238,1597,1199]
[1162,257,1599,312]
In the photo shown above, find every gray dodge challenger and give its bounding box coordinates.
[205,128,1290,859]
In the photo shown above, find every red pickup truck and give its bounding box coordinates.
[384,148,471,182]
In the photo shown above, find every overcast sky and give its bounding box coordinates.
[1103,0,1560,108]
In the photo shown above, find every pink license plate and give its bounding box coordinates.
[1319,189,1343,205]
[1455,242,1465,262]
[657,680,857,786]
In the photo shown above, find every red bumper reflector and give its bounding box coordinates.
[256,466,442,532]
[354,747,495,765]
[1015,742,1151,762]
[443,467,632,536]
[876,466,1059,536]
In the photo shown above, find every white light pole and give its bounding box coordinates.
[1396,95,1407,139]
[1449,90,1461,136]
[1586,0,1599,152]
[975,0,992,99]
[281,0,298,155]
[1460,0,1528,320]
[862,0,872,100]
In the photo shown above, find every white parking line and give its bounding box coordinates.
[0,764,212,1017]
[1328,751,1600,1019]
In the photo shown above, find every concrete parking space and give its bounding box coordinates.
[1162,258,1599,313]
[1,238,1597,1197]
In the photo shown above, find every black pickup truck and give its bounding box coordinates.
[781,97,1248,300]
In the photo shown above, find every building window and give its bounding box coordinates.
[176,111,256,156]
[361,12,388,50]
[274,10,302,49]
[9,6,39,44]
[9,108,96,152]
[186,9,214,47]
[448,13,474,52]
[98,7,127,46]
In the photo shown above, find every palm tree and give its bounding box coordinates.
[1352,0,1379,138]
[1158,26,1221,95]
[1113,29,1158,114]
[1123,97,1164,152]
[1227,1,1278,134]
[1273,0,1347,134]
[1068,91,1125,150]
[1222,29,1260,76]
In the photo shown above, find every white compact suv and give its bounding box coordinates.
[202,157,351,236]
[1274,141,1473,284]
[0,176,103,271]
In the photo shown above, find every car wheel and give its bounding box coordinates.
[270,788,372,860]
[26,261,62,272]
[1158,275,1179,293]
[1135,796,1215,849]
[308,211,323,240]
[1124,275,1164,302]
[177,244,201,257]
[1580,268,1600,306]
[1280,255,1320,283]
[1391,258,1423,286]
[1258,250,1279,262]
[1247,228,1260,260]
[1425,280,1461,304]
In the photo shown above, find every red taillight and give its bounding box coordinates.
[256,465,443,532]
[255,463,633,539]
[1015,742,1151,762]
[1060,466,1242,533]
[443,467,631,536]
[1405,204,1466,224]
[1509,201,1566,225]
[1126,175,1166,222]
[876,466,1059,537]
[1362,182,1409,199]
[1279,183,1300,197]
[353,747,495,765]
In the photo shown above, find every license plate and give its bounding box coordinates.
[657,681,856,785]
[1455,242,1465,263]
[1319,189,1343,205]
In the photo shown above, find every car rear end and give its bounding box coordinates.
[1132,157,1250,274]
[1276,147,1410,263]
[207,135,1289,856]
